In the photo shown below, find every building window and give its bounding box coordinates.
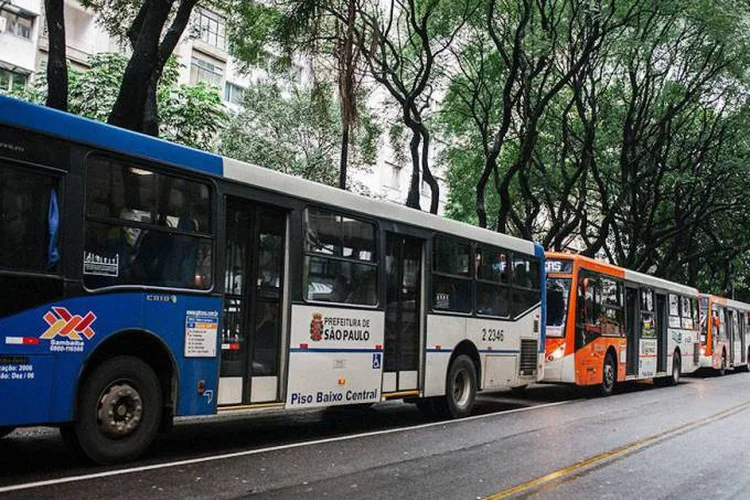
[190,56,224,87]
[0,10,33,40]
[194,9,226,50]
[0,68,28,92]
[224,82,245,106]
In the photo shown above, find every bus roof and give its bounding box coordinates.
[701,294,750,312]
[0,95,540,257]
[546,252,699,297]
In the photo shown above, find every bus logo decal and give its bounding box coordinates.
[40,307,97,341]
[310,312,324,342]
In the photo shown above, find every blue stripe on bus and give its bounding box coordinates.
[0,95,223,176]
[290,348,381,353]
[425,349,521,354]
[535,242,547,351]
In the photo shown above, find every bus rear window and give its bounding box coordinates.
[546,277,571,337]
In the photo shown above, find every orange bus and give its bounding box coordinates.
[699,295,750,374]
[544,253,701,395]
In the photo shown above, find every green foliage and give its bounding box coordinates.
[219,79,342,185]
[14,53,226,150]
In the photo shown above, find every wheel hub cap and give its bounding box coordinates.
[97,383,143,438]
[453,369,470,408]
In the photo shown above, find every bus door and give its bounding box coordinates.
[383,233,423,394]
[219,198,286,406]
[656,293,668,373]
[730,309,741,365]
[741,313,747,364]
[639,288,656,378]
[625,286,639,376]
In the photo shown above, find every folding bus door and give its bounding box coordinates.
[730,310,741,366]
[625,287,639,376]
[741,313,747,364]
[219,198,286,406]
[656,293,668,373]
[382,233,423,394]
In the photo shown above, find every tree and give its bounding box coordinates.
[80,0,204,135]
[441,0,750,296]
[270,0,367,191]
[219,78,344,186]
[219,77,381,190]
[44,0,68,111]
[14,53,226,150]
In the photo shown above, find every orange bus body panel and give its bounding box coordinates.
[545,252,627,387]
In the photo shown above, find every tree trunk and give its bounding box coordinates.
[44,0,67,111]
[406,130,421,209]
[108,0,173,131]
[337,0,357,190]
[142,75,160,136]
[338,121,350,189]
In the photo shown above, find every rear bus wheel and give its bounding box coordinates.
[0,427,15,439]
[68,356,162,464]
[718,351,727,376]
[668,352,681,386]
[439,355,477,418]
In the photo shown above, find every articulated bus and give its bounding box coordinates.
[699,295,750,374]
[0,95,545,464]
[544,253,700,395]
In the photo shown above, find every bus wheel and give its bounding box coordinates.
[668,352,681,386]
[598,353,616,397]
[718,351,727,376]
[740,350,750,373]
[0,427,15,439]
[70,356,162,464]
[440,355,477,418]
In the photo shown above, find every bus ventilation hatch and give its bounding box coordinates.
[519,339,538,375]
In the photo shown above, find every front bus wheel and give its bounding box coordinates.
[438,355,477,418]
[65,356,162,464]
[598,353,616,397]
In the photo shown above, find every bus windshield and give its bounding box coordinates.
[546,277,571,337]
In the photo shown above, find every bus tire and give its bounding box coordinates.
[740,349,750,372]
[0,427,15,439]
[718,350,727,376]
[440,355,477,418]
[598,353,616,397]
[72,356,162,464]
[668,352,681,386]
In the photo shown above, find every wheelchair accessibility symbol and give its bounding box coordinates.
[372,352,382,370]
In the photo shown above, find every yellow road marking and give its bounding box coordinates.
[483,400,750,499]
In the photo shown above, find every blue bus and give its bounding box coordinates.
[0,95,545,464]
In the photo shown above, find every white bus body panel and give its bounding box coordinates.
[285,305,385,408]
[423,307,541,397]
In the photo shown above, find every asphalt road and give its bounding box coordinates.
[2,371,750,499]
